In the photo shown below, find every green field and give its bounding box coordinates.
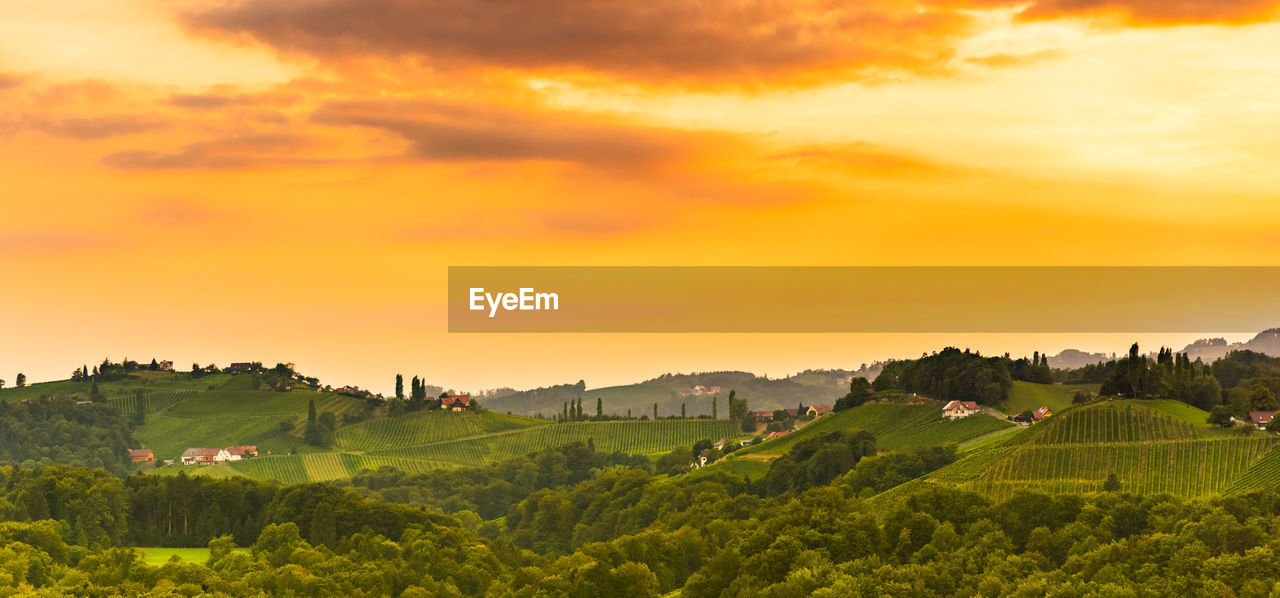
[138,547,213,565]
[334,409,544,450]
[909,401,1280,500]
[740,403,1014,457]
[1001,381,1098,415]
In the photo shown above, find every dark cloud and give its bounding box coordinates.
[102,134,311,169]
[180,0,971,85]
[311,98,703,169]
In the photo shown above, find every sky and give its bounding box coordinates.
[2,0,1279,393]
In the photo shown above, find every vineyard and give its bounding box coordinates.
[1025,404,1197,445]
[334,410,544,451]
[107,389,201,414]
[1225,445,1280,494]
[913,401,1280,501]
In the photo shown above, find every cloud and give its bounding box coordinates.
[23,115,167,140]
[311,98,707,170]
[770,143,960,179]
[965,49,1065,67]
[179,0,972,86]
[102,134,311,169]
[930,0,1280,25]
[0,73,22,90]
[166,91,255,109]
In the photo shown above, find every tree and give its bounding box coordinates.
[89,379,104,403]
[1208,405,1234,428]
[596,397,602,419]
[1267,416,1280,435]
[133,389,146,425]
[681,403,686,418]
[15,373,26,387]
[653,403,658,420]
[712,396,718,419]
[1102,472,1121,492]
[395,374,404,400]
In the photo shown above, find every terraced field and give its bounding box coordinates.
[1024,404,1197,445]
[107,390,201,414]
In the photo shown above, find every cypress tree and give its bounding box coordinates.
[596,397,602,419]
[395,374,404,399]
[653,403,658,420]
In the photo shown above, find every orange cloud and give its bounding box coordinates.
[102,134,313,169]
[179,0,972,86]
[0,73,22,90]
[16,114,168,140]
[964,49,1065,67]
[930,0,1280,25]
[770,143,961,179]
[310,98,711,170]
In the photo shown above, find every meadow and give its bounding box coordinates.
[739,402,1013,457]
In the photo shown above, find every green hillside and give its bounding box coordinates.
[1001,381,1097,415]
[908,400,1280,501]
[738,402,1014,458]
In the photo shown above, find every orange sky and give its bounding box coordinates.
[2,0,1280,393]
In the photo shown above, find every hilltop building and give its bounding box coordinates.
[942,401,980,419]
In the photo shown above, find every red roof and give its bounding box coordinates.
[128,449,153,458]
[1249,411,1276,424]
[810,405,833,414]
[943,401,980,411]
[442,394,471,406]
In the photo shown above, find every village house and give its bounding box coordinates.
[224,445,258,461]
[157,360,173,371]
[1248,411,1276,430]
[752,410,775,423]
[1012,406,1054,425]
[228,362,260,372]
[942,400,981,419]
[128,449,155,463]
[441,394,472,411]
[807,404,833,418]
[181,448,230,466]
[334,385,361,395]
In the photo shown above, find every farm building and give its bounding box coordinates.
[942,401,980,419]
[441,394,472,411]
[157,360,173,371]
[807,404,833,418]
[228,362,260,372]
[1012,406,1053,425]
[181,448,230,465]
[1248,411,1276,430]
[128,449,154,463]
[224,445,258,460]
[335,386,361,395]
[752,411,775,423]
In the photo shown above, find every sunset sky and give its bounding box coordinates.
[3,0,1279,393]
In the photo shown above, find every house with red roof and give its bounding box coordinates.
[942,400,980,419]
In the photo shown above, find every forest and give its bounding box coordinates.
[0,434,1278,596]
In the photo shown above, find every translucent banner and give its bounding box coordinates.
[448,267,1280,333]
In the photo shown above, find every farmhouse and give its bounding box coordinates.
[807,404,833,418]
[942,401,981,419]
[224,445,258,460]
[128,449,154,463]
[181,448,230,465]
[1034,406,1054,422]
[441,394,472,411]
[157,360,173,371]
[228,362,260,372]
[335,386,361,395]
[752,411,775,423]
[1248,411,1276,430]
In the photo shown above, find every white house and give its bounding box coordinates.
[942,400,981,419]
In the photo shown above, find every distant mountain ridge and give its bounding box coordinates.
[1176,328,1280,362]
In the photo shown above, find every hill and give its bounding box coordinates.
[486,370,855,418]
[1000,381,1098,415]
[733,399,1013,459]
[907,400,1280,501]
[1177,328,1280,362]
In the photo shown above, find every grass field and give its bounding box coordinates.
[739,403,1014,457]
[1001,381,1098,415]
[334,409,544,450]
[138,547,213,565]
